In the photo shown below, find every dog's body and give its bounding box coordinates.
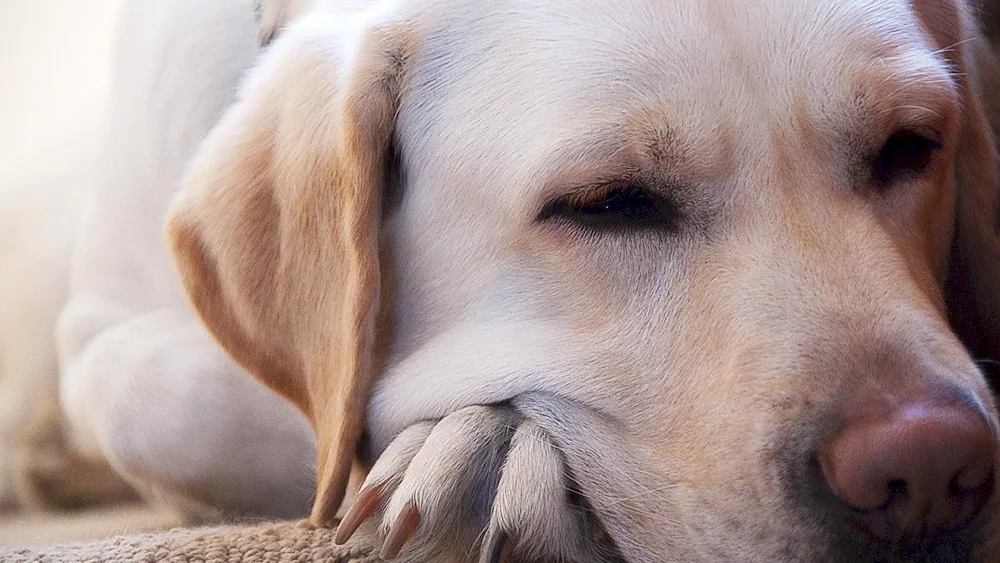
[3,0,1000,561]
[52,0,317,519]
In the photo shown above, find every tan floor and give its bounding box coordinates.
[0,504,183,550]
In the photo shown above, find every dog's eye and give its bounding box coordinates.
[871,129,941,188]
[538,183,678,232]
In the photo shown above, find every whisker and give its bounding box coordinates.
[876,104,942,118]
[929,37,976,58]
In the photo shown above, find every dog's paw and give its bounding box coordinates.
[335,405,608,562]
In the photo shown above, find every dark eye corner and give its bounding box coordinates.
[536,181,679,233]
[871,128,942,189]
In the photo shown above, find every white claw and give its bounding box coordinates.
[335,422,434,544]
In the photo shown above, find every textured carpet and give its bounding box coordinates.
[0,520,380,563]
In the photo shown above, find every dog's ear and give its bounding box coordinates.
[166,14,407,525]
[943,6,1000,363]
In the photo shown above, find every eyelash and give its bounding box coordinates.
[537,183,679,233]
[871,129,942,189]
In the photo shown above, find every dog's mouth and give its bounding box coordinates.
[808,473,998,563]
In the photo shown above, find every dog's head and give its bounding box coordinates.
[168,0,1000,559]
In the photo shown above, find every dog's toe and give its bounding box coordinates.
[377,406,517,556]
[480,421,600,563]
[335,422,433,544]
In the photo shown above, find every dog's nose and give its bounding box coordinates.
[817,397,996,539]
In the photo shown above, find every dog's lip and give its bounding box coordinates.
[511,390,623,426]
[367,358,618,453]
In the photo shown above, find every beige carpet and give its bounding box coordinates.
[1,518,379,563]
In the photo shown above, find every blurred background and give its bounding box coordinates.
[0,1,122,177]
[0,0,184,549]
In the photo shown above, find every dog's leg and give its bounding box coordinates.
[58,308,316,520]
[49,0,317,521]
[337,405,611,562]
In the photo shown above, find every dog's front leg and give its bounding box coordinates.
[58,307,317,520]
[336,405,616,563]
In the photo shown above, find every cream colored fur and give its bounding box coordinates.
[169,0,1000,560]
[56,0,316,519]
[2,0,999,561]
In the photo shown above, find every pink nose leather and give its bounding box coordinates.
[818,398,995,539]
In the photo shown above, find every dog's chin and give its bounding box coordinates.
[817,514,998,563]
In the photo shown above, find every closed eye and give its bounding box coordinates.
[871,129,942,189]
[537,182,680,233]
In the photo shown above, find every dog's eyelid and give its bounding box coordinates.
[536,180,680,233]
[893,125,943,146]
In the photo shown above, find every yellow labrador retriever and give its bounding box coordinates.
[54,0,1000,560]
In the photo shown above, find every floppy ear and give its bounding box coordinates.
[166,15,406,525]
[945,16,1000,364]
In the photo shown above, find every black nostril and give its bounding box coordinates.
[885,479,906,506]
[944,468,996,534]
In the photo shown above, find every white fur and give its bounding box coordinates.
[55,0,315,518]
[3,0,999,561]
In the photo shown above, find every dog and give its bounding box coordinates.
[18,0,1000,560]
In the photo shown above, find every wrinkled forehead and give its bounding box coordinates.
[399,0,957,198]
